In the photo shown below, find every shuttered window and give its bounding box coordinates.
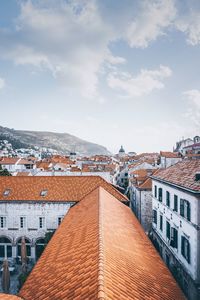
[160,215,163,231]
[180,199,191,221]
[170,227,178,249]
[181,236,190,263]
[174,195,178,212]
[153,210,157,225]
[166,221,170,239]
[154,185,157,198]
[158,188,162,202]
[166,191,170,207]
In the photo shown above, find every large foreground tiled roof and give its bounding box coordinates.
[19,187,185,300]
[0,176,127,202]
[152,159,200,192]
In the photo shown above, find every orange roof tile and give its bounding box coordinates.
[0,157,19,165]
[152,159,200,192]
[16,172,32,176]
[19,187,185,300]
[160,151,180,158]
[0,176,127,202]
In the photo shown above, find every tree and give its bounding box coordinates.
[0,165,12,176]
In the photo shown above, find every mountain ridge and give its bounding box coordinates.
[0,125,111,156]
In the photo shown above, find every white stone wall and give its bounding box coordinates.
[0,201,72,260]
[160,157,182,169]
[141,190,152,233]
[152,180,199,282]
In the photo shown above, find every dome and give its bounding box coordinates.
[119,145,125,153]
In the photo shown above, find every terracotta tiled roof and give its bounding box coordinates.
[0,157,19,165]
[16,172,32,176]
[160,151,180,158]
[0,176,127,202]
[19,187,185,300]
[152,159,200,192]
[138,169,160,190]
[0,295,22,300]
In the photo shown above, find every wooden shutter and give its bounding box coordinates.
[181,236,184,256]
[187,240,190,264]
[187,202,191,221]
[180,199,184,217]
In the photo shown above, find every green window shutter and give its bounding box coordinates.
[154,185,157,198]
[181,236,184,256]
[180,199,184,217]
[174,195,178,212]
[187,240,190,264]
[174,228,178,249]
[187,202,191,221]
[166,221,170,239]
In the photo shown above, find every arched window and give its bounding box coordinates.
[17,237,31,257]
[35,238,45,259]
[0,236,12,258]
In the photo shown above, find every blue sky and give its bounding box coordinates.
[0,0,200,153]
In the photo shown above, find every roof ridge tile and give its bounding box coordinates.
[98,187,105,300]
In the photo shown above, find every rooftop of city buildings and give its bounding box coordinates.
[19,187,185,300]
[152,159,200,192]
[160,151,181,158]
[0,176,128,202]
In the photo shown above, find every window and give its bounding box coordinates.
[158,188,162,202]
[20,217,26,228]
[166,221,170,239]
[39,217,45,229]
[40,190,48,197]
[181,236,190,263]
[154,185,157,198]
[174,195,178,212]
[160,215,163,231]
[17,238,31,257]
[3,189,11,197]
[180,199,191,221]
[153,210,157,225]
[166,191,170,207]
[170,227,178,249]
[0,237,12,258]
[58,217,63,226]
[0,217,6,228]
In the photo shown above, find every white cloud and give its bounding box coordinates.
[107,65,172,97]
[0,77,5,89]
[126,0,176,48]
[183,89,200,128]
[176,12,200,46]
[0,0,124,99]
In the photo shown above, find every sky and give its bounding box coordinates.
[0,0,200,154]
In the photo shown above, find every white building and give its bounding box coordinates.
[160,151,182,169]
[0,176,127,262]
[0,157,35,173]
[151,160,200,300]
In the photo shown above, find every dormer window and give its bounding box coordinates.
[40,190,48,197]
[3,189,11,197]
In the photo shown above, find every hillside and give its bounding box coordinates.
[0,126,111,156]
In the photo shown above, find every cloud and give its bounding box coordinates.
[0,0,124,99]
[176,11,200,46]
[183,89,200,128]
[126,0,176,48]
[107,65,172,97]
[0,77,5,89]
